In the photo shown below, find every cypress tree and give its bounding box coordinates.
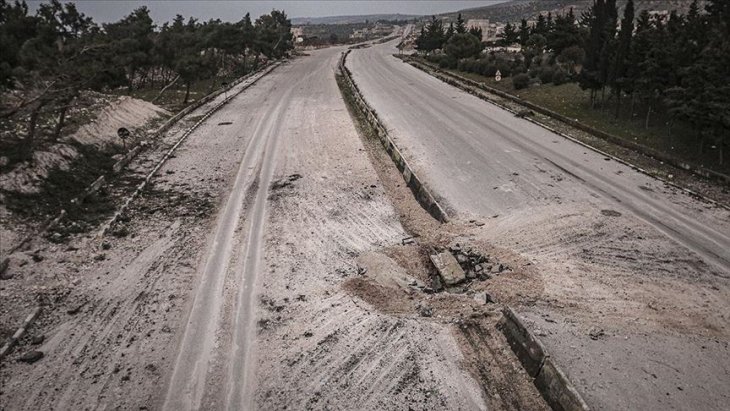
[579,0,606,106]
[519,18,530,46]
[455,13,467,34]
[609,0,634,118]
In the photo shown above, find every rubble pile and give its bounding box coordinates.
[447,242,510,282]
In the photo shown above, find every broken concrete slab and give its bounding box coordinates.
[430,251,466,286]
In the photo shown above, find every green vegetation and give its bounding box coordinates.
[414,0,730,170]
[0,0,294,160]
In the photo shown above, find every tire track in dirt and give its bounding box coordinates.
[162,83,292,410]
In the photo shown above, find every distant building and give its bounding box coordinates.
[350,23,394,40]
[291,26,305,43]
[648,10,671,20]
[466,19,490,41]
[467,19,504,42]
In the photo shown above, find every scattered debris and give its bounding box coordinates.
[67,302,87,315]
[0,258,12,280]
[515,109,535,118]
[600,209,622,217]
[401,236,418,245]
[271,174,303,190]
[30,335,45,345]
[449,242,508,281]
[589,328,606,340]
[18,350,44,364]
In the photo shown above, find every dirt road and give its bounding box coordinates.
[347,40,730,410]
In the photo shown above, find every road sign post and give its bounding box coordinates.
[117,127,130,150]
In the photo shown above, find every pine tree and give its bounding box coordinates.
[415,16,445,52]
[579,0,606,106]
[103,6,156,92]
[468,25,483,41]
[597,0,618,105]
[455,13,467,34]
[533,14,548,36]
[519,18,530,46]
[548,8,582,56]
[0,0,39,90]
[499,22,518,46]
[445,22,455,42]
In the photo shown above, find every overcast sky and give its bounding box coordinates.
[27,1,506,24]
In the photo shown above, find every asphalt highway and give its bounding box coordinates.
[348,39,730,410]
[348,41,730,274]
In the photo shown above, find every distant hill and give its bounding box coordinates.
[438,0,705,23]
[291,14,419,26]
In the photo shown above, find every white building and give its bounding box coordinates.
[466,19,504,42]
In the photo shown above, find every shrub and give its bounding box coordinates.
[457,58,473,72]
[528,67,542,78]
[552,68,568,85]
[444,33,483,60]
[472,59,489,75]
[497,62,512,77]
[512,73,530,90]
[482,64,497,77]
[439,55,457,69]
[427,54,457,69]
[539,68,555,84]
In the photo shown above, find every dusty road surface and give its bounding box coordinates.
[1,45,552,410]
[348,40,730,410]
[159,46,490,411]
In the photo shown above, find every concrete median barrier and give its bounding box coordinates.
[339,50,448,223]
[499,307,590,411]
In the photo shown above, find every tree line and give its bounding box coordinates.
[579,0,729,162]
[415,13,484,61]
[414,0,729,165]
[0,0,294,156]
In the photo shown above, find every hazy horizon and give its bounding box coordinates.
[26,1,508,24]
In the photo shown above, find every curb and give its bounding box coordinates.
[1,62,281,267]
[0,306,41,361]
[403,57,730,212]
[499,307,590,411]
[97,62,281,239]
[339,50,449,223]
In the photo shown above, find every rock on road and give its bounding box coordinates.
[347,40,730,410]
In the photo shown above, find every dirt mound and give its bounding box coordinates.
[0,96,168,195]
[0,144,78,194]
[69,96,169,148]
